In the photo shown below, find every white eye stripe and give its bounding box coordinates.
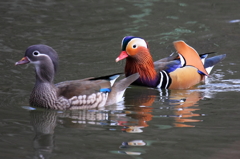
[29,52,52,65]
[32,51,50,58]
[30,51,51,62]
[130,38,148,49]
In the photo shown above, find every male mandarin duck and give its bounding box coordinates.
[15,44,139,110]
[116,36,226,89]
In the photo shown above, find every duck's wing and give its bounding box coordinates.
[55,73,122,99]
[55,73,139,109]
[154,53,181,73]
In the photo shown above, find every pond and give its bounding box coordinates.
[1,0,240,158]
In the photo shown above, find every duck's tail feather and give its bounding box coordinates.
[199,52,216,64]
[204,54,226,74]
[105,73,140,106]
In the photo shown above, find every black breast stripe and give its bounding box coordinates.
[157,71,172,89]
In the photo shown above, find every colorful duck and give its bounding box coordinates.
[15,44,139,110]
[116,36,226,89]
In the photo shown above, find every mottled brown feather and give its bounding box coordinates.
[56,79,111,99]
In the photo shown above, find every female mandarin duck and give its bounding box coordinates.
[15,44,139,110]
[116,36,226,89]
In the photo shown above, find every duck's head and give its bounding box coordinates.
[116,36,149,62]
[15,44,59,73]
[16,45,59,83]
[115,36,157,83]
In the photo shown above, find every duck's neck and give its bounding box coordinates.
[35,63,55,84]
[30,63,58,108]
[125,50,159,87]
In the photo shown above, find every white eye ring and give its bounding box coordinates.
[32,51,40,56]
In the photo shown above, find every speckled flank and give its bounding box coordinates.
[69,92,109,109]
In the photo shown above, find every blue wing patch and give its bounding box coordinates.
[164,60,181,73]
[100,88,111,93]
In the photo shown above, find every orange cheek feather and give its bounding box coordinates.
[126,47,139,56]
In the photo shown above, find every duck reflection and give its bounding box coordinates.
[29,109,114,158]
[30,110,57,159]
[122,86,205,130]
[116,86,205,156]
[118,87,156,133]
[169,90,203,128]
[29,86,205,158]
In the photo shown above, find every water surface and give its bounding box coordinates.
[1,0,240,158]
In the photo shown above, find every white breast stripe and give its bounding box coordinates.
[163,71,169,89]
[157,72,163,88]
[157,71,171,89]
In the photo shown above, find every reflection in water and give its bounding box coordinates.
[118,140,146,156]
[124,87,156,127]
[120,140,146,148]
[30,110,57,159]
[167,90,203,127]
[115,86,205,156]
[30,109,113,158]
[118,139,158,156]
[124,87,204,129]
[57,110,110,128]
[29,86,206,157]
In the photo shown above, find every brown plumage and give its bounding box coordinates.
[16,44,139,110]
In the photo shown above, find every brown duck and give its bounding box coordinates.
[15,44,139,110]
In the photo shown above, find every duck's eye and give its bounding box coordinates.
[133,44,137,48]
[32,51,39,56]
